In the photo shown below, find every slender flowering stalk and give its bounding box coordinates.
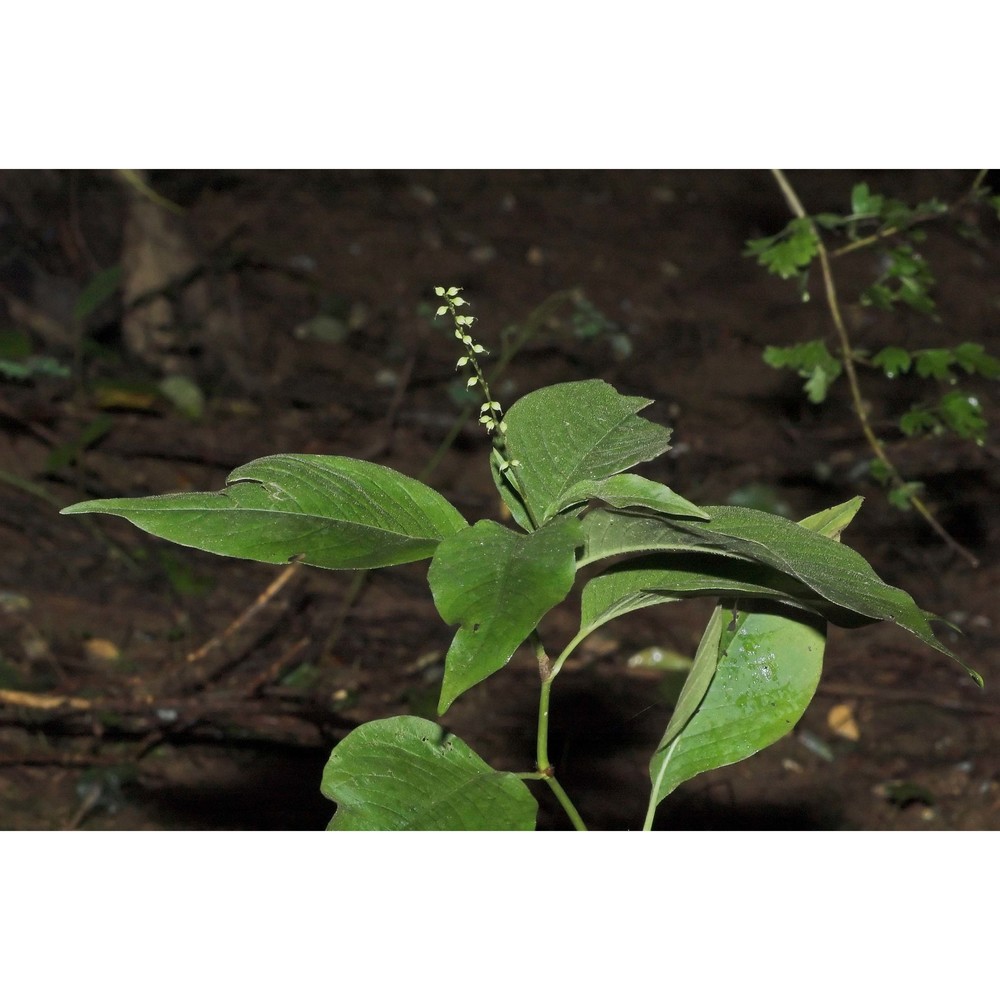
[434,286,522,478]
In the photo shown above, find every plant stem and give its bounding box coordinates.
[770,169,980,568]
[531,635,588,830]
[546,777,588,831]
[536,676,553,771]
[832,171,989,258]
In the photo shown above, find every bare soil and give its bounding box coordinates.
[1,169,997,830]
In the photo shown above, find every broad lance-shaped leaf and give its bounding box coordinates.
[61,454,468,570]
[647,604,827,815]
[555,473,709,521]
[580,502,981,684]
[322,716,537,830]
[492,380,672,530]
[580,553,871,634]
[581,499,868,637]
[428,517,582,712]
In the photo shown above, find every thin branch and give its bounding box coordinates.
[180,558,304,689]
[770,169,980,568]
[817,681,996,715]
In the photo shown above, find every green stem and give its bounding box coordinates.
[533,625,555,774]
[536,676,553,772]
[510,770,588,831]
[532,635,588,830]
[546,777,588,831]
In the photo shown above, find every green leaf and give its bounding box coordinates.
[429,517,583,712]
[802,364,837,404]
[871,346,912,377]
[813,213,844,230]
[914,349,954,380]
[748,218,819,279]
[647,604,826,811]
[579,504,980,684]
[644,496,867,819]
[861,283,894,311]
[0,355,71,381]
[158,374,205,420]
[493,380,672,529]
[868,457,892,485]
[762,340,842,403]
[795,496,863,539]
[580,567,683,635]
[554,473,709,521]
[915,197,948,217]
[899,405,939,437]
[322,716,537,830]
[580,498,867,636]
[655,605,724,756]
[898,279,936,314]
[851,182,884,216]
[937,390,987,442]
[888,481,924,510]
[862,244,937,315]
[61,454,468,570]
[953,342,1000,379]
[74,265,122,323]
[581,551,871,633]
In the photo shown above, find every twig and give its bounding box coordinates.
[0,753,117,769]
[831,170,991,258]
[770,169,980,568]
[184,559,303,669]
[64,783,102,831]
[358,347,420,461]
[246,636,311,694]
[0,689,92,711]
[817,681,997,715]
[0,682,349,748]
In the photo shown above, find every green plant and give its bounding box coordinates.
[60,287,981,830]
[748,170,1000,564]
[0,327,71,381]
